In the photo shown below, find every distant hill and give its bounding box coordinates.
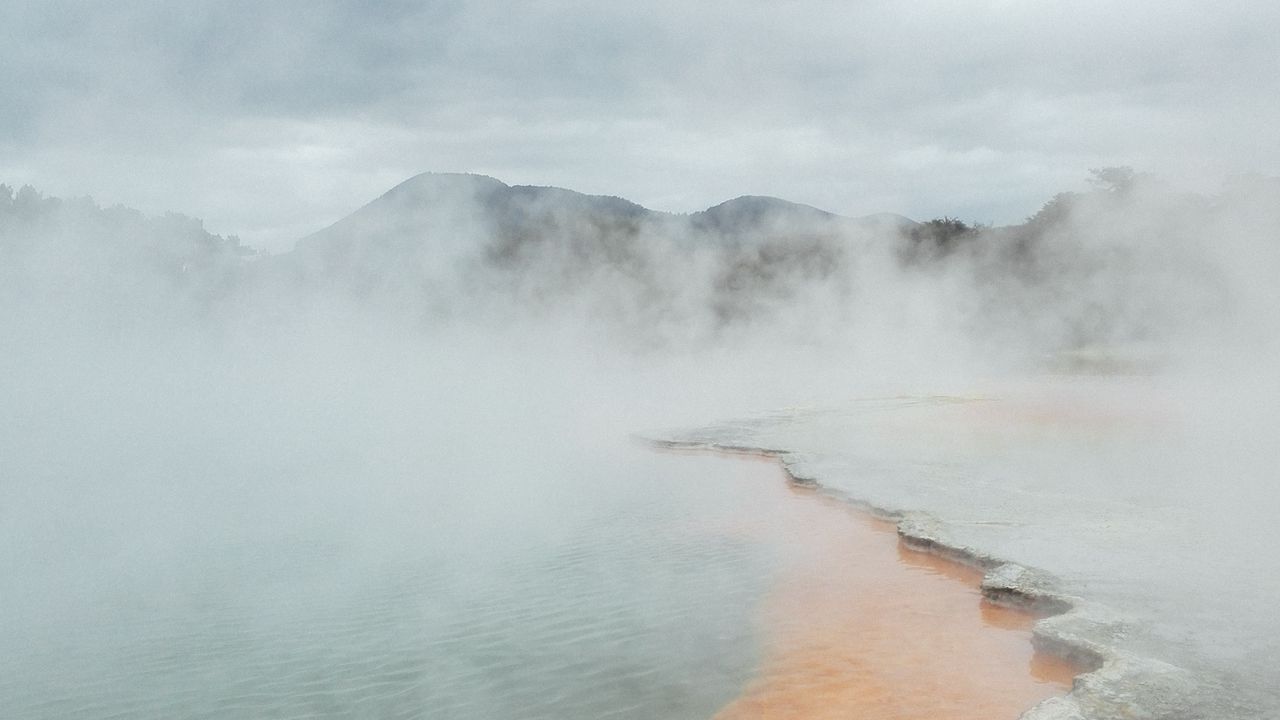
[280,173,915,330]
[6,168,1274,354]
[0,173,920,340]
[298,174,913,257]
[691,195,837,234]
[290,172,910,282]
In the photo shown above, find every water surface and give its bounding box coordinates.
[2,432,1073,719]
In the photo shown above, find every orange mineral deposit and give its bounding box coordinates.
[708,458,1078,720]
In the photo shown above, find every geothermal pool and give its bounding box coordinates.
[0,444,1070,719]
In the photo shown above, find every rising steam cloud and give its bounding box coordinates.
[2,169,1279,717]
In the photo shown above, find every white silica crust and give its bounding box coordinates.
[646,387,1280,720]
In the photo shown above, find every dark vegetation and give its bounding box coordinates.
[901,216,980,262]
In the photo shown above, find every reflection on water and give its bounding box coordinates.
[2,446,1073,719]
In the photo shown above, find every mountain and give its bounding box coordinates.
[291,174,659,277]
[279,173,918,327]
[0,173,925,341]
[295,173,921,254]
[691,195,838,234]
[11,169,1265,353]
[291,173,910,276]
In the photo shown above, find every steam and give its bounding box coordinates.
[2,169,1279,715]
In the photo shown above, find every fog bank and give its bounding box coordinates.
[3,170,1279,717]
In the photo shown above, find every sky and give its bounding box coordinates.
[3,0,1279,252]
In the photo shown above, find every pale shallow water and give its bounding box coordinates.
[1,415,1070,720]
[1,447,782,719]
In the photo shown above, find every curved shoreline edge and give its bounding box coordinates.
[641,436,1242,720]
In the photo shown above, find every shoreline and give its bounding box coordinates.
[645,437,1222,720]
[654,442,1085,719]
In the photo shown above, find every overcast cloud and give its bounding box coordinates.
[3,0,1278,251]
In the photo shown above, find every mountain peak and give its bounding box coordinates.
[705,195,834,215]
[691,195,839,235]
[383,172,508,199]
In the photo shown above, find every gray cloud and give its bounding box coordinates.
[4,0,1279,250]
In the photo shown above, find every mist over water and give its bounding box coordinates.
[3,169,1280,716]
[0,323,782,718]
